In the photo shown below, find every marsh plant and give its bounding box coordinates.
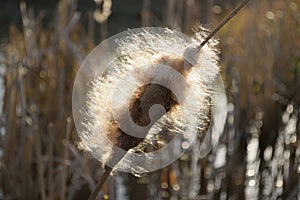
[1,0,300,199]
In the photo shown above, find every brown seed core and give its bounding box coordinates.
[105,54,206,151]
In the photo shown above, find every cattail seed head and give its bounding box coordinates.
[73,26,223,175]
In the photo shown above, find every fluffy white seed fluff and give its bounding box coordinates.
[79,27,220,175]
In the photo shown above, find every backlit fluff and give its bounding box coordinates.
[79,27,220,175]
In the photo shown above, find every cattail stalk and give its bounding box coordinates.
[88,166,113,200]
[198,0,251,50]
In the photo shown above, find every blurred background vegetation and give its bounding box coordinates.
[0,0,300,199]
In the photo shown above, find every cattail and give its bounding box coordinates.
[72,1,251,199]
[74,27,220,175]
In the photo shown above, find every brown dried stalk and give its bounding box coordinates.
[88,166,113,200]
[198,0,251,50]
[60,117,72,200]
